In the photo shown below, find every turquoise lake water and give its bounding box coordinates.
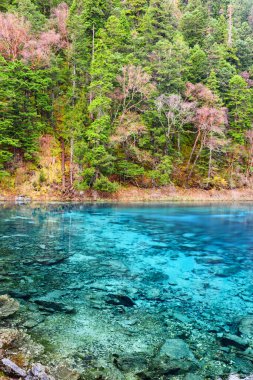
[0,203,253,379]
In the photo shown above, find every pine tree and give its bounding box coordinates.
[187,45,208,83]
[227,74,253,142]
[206,69,223,105]
[11,0,46,31]
[180,0,209,47]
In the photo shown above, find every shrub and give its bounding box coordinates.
[75,181,90,191]
[117,161,145,181]
[93,176,119,193]
[39,170,46,184]
[81,167,96,186]
[202,176,228,189]
[147,157,173,186]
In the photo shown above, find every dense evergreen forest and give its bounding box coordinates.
[1,0,253,193]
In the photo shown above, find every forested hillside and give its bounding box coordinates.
[1,0,253,194]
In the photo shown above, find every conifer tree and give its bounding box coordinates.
[227,74,253,141]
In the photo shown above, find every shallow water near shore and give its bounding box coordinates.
[0,203,253,379]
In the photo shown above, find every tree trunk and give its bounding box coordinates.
[186,130,200,172]
[188,135,205,180]
[208,148,212,179]
[69,63,76,187]
[89,24,95,119]
[227,4,234,47]
[61,138,66,191]
[70,137,74,187]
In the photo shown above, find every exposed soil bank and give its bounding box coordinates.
[1,186,253,202]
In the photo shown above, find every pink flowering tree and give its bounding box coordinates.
[0,13,30,61]
[187,106,228,179]
[50,2,70,49]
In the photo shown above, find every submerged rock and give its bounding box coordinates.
[8,290,34,300]
[152,339,199,375]
[1,360,56,380]
[214,266,240,277]
[113,351,151,373]
[0,328,44,371]
[26,253,71,266]
[170,311,191,324]
[239,316,253,338]
[23,313,45,329]
[184,374,204,380]
[144,270,169,282]
[34,299,75,314]
[26,363,55,380]
[106,294,135,307]
[195,256,224,265]
[219,333,249,349]
[240,347,253,361]
[50,364,79,380]
[1,358,27,377]
[0,295,19,318]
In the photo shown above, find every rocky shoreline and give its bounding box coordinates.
[0,294,81,380]
[2,186,253,203]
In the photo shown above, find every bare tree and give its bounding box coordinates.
[155,94,196,153]
[187,106,227,179]
[115,65,156,123]
[111,112,147,147]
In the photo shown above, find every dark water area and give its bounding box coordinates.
[0,203,253,379]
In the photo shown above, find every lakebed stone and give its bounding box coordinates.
[26,363,55,380]
[0,328,44,359]
[25,253,71,266]
[239,317,253,338]
[1,360,56,380]
[219,333,249,349]
[195,256,224,265]
[1,358,27,377]
[34,299,75,314]
[0,295,19,318]
[152,339,199,375]
[105,294,135,307]
[113,351,151,373]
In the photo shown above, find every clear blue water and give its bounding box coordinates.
[0,203,253,379]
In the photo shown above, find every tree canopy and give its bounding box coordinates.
[1,0,253,191]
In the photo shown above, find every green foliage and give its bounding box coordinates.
[1,0,253,191]
[93,176,119,192]
[11,0,46,31]
[39,170,46,184]
[187,45,208,83]
[0,0,10,11]
[0,57,52,168]
[117,161,145,181]
[227,75,253,142]
[84,146,115,175]
[180,0,208,47]
[148,157,173,186]
[80,167,96,187]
